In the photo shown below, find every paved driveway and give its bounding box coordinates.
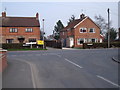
[3,48,119,88]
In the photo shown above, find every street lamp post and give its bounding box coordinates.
[107,8,110,48]
[42,19,45,49]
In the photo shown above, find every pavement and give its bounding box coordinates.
[2,48,119,88]
[62,47,79,50]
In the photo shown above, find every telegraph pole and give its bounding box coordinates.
[42,19,45,49]
[107,8,110,48]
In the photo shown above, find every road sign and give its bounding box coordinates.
[37,40,44,45]
[26,42,37,44]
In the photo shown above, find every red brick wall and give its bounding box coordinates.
[0,27,40,43]
[60,31,67,39]
[0,50,7,72]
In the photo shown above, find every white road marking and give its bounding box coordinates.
[56,55,61,57]
[14,59,41,88]
[97,75,120,88]
[28,62,36,88]
[64,58,83,68]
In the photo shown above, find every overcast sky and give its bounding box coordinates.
[1,1,119,36]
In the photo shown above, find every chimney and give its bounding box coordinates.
[2,12,6,17]
[80,13,85,19]
[36,13,39,20]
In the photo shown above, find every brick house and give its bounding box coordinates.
[60,14,103,48]
[0,12,40,44]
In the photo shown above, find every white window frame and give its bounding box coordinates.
[88,38,98,43]
[79,28,87,33]
[77,38,86,45]
[9,28,18,33]
[25,28,33,32]
[89,28,95,33]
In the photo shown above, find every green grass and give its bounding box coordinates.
[7,48,47,51]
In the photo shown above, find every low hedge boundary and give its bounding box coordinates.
[83,42,120,49]
[1,43,45,49]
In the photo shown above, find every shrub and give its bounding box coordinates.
[1,43,45,49]
[2,43,24,49]
[83,42,120,49]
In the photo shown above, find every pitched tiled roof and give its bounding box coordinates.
[0,17,40,27]
[61,17,87,31]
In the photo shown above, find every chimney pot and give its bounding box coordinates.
[36,13,39,20]
[2,12,6,17]
[80,13,85,19]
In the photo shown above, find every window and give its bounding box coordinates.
[25,28,33,32]
[91,39,96,42]
[9,28,18,33]
[77,38,85,45]
[6,39,13,43]
[80,28,87,33]
[29,38,36,42]
[88,38,98,43]
[89,28,95,33]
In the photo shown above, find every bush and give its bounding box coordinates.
[2,43,24,49]
[1,43,45,49]
[83,42,120,49]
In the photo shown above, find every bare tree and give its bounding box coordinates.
[94,15,111,35]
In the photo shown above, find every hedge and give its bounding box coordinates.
[83,42,120,49]
[1,43,45,49]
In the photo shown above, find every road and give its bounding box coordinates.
[3,48,119,88]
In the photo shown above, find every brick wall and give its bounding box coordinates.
[0,27,40,43]
[0,49,7,72]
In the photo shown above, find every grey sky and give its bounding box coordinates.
[1,2,118,36]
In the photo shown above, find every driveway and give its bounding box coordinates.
[3,48,119,88]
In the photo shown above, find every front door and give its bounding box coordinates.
[70,37,74,47]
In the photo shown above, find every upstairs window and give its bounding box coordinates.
[89,28,95,33]
[25,28,33,32]
[9,28,18,33]
[80,28,87,33]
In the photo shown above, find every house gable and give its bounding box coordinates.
[74,16,100,36]
[74,17,100,29]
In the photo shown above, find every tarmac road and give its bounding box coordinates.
[2,48,119,88]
